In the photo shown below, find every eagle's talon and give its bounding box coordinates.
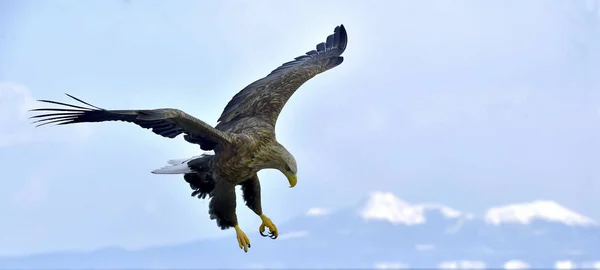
[234,225,251,253]
[259,214,279,240]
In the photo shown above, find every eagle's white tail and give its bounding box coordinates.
[151,163,193,174]
[166,155,202,166]
[151,152,214,175]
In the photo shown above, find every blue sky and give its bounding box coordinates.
[0,0,599,256]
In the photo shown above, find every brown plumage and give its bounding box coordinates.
[29,24,348,253]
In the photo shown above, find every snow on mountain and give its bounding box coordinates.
[503,260,530,269]
[373,261,410,269]
[438,260,486,269]
[555,260,576,269]
[1,192,599,269]
[484,200,597,226]
[358,192,471,225]
[575,261,600,269]
[353,191,598,230]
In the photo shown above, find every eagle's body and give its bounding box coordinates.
[30,25,348,252]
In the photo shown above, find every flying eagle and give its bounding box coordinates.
[29,24,347,253]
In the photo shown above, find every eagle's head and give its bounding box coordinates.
[270,143,298,188]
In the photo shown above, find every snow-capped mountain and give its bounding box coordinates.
[357,192,594,227]
[358,192,473,225]
[484,200,597,226]
[1,192,599,269]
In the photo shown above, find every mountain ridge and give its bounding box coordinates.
[352,191,596,227]
[1,192,598,269]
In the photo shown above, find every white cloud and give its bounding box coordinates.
[374,262,410,269]
[485,200,596,226]
[0,82,93,147]
[358,191,468,225]
[415,244,435,251]
[503,260,530,270]
[0,82,36,116]
[0,82,37,147]
[555,260,575,270]
[306,207,330,216]
[278,230,308,240]
[438,260,486,269]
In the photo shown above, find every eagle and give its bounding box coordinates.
[29,24,347,253]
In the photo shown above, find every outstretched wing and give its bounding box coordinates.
[217,24,348,130]
[30,94,231,146]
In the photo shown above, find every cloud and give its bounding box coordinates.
[306,207,330,216]
[0,82,93,147]
[503,260,530,270]
[555,260,575,270]
[0,82,37,147]
[277,230,308,240]
[374,262,410,269]
[438,260,486,269]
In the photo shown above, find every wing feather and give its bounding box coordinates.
[30,94,231,146]
[216,24,348,129]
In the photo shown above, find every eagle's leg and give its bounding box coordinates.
[209,183,251,252]
[234,225,251,252]
[241,175,279,239]
[259,214,278,239]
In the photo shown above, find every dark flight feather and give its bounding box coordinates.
[30,94,229,144]
[216,24,348,129]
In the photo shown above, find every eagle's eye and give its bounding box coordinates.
[285,165,292,172]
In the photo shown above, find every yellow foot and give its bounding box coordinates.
[234,225,251,253]
[259,214,279,239]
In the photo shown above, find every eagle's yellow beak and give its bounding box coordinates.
[285,172,297,188]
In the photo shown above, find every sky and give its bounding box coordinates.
[0,0,599,256]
